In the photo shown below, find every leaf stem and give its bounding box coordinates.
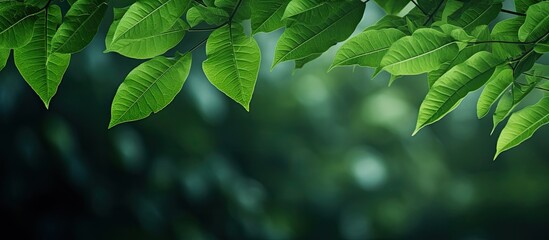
[515,81,549,92]
[411,0,428,15]
[423,0,445,26]
[501,9,526,16]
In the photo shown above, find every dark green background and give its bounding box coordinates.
[1,0,549,239]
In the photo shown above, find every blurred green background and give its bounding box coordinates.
[2,0,549,239]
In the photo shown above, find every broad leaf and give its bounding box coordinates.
[13,5,70,108]
[273,1,364,67]
[0,3,40,48]
[105,7,187,59]
[109,53,192,128]
[415,51,501,134]
[203,24,261,110]
[495,96,549,159]
[114,0,191,41]
[381,28,460,76]
[477,65,513,118]
[491,17,526,59]
[251,0,290,34]
[518,1,549,42]
[331,28,406,70]
[447,1,501,31]
[51,0,108,54]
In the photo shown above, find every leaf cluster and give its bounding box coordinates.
[1,0,548,158]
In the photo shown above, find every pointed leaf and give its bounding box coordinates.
[495,96,549,158]
[251,0,290,34]
[331,28,406,70]
[113,0,191,41]
[50,0,108,54]
[477,65,513,118]
[381,28,460,76]
[13,5,70,108]
[0,3,40,48]
[518,1,549,42]
[0,48,9,71]
[203,24,260,110]
[415,51,501,134]
[273,1,364,67]
[109,53,192,128]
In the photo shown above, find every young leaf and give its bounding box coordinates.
[114,0,191,41]
[0,3,41,48]
[50,0,108,54]
[13,5,70,108]
[273,1,364,67]
[381,28,460,76]
[495,96,549,159]
[518,1,549,42]
[477,65,514,119]
[203,24,261,110]
[415,51,502,134]
[105,7,187,60]
[109,53,192,128]
[251,0,290,34]
[331,28,406,70]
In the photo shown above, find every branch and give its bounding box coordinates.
[411,0,428,15]
[423,0,445,26]
[501,9,526,16]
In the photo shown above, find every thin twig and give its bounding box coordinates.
[410,0,428,15]
[501,9,526,16]
[423,0,445,26]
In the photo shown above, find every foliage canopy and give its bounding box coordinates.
[0,0,548,159]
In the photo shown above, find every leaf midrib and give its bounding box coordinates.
[114,0,175,41]
[113,55,187,124]
[276,7,360,65]
[53,2,107,52]
[383,41,456,69]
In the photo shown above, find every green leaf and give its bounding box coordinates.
[428,25,491,87]
[365,15,408,32]
[105,7,187,59]
[492,74,543,132]
[534,42,549,53]
[518,1,549,42]
[0,3,40,48]
[0,48,9,71]
[446,1,501,31]
[251,0,290,34]
[477,65,513,118]
[13,5,70,108]
[373,0,410,15]
[50,0,108,54]
[113,0,191,41]
[495,96,549,159]
[273,1,364,67]
[491,17,526,59]
[214,0,251,22]
[109,53,192,128]
[203,24,260,110]
[330,28,406,70]
[515,0,544,13]
[186,3,228,27]
[414,51,502,134]
[381,28,460,76]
